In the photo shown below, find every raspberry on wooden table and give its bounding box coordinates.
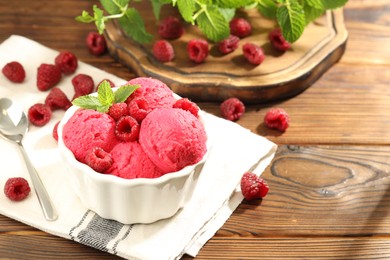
[218,35,240,54]
[158,16,184,40]
[187,39,209,63]
[264,108,290,132]
[240,172,269,201]
[230,18,252,38]
[2,61,26,83]
[54,51,78,74]
[36,64,62,91]
[28,103,52,126]
[153,40,175,62]
[4,177,31,201]
[45,87,71,111]
[86,32,107,56]
[269,28,291,52]
[220,97,245,121]
[242,43,265,65]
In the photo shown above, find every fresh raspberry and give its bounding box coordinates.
[128,97,150,122]
[45,87,72,111]
[240,172,269,201]
[115,116,140,142]
[96,79,115,91]
[108,102,128,121]
[85,147,113,173]
[220,97,245,121]
[264,108,290,132]
[54,51,78,74]
[52,121,60,141]
[4,177,31,201]
[230,18,252,38]
[36,64,62,91]
[269,28,291,52]
[153,40,175,62]
[28,103,52,126]
[218,35,240,54]
[242,43,265,65]
[173,98,199,118]
[72,74,94,99]
[187,39,209,63]
[86,32,107,56]
[2,61,26,83]
[158,16,184,39]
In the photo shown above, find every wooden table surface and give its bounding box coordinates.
[1,0,390,259]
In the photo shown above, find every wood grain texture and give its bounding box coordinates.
[1,0,390,259]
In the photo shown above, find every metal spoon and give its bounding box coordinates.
[0,98,58,221]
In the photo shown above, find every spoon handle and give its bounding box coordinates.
[18,143,58,221]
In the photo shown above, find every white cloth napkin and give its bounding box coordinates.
[0,35,277,260]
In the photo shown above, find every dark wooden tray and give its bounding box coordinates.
[104,3,348,104]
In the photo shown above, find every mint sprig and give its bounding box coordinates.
[76,0,348,44]
[72,80,139,113]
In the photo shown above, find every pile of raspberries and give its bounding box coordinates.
[153,16,291,65]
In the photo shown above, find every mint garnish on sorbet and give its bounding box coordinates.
[72,80,139,113]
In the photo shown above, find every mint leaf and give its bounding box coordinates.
[257,0,278,19]
[118,8,153,44]
[177,0,196,23]
[100,0,129,14]
[72,95,102,110]
[75,10,95,23]
[214,0,254,9]
[97,81,115,106]
[303,2,324,24]
[322,0,348,10]
[306,0,348,10]
[93,5,106,34]
[276,0,305,43]
[114,84,140,103]
[96,105,111,113]
[219,7,236,22]
[196,5,230,42]
[150,0,165,19]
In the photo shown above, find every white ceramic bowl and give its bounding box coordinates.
[57,104,208,224]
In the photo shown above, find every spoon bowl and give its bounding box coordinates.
[0,98,58,221]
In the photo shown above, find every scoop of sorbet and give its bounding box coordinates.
[139,108,207,173]
[62,109,119,163]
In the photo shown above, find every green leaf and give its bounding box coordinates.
[72,96,102,110]
[196,5,230,42]
[75,10,95,23]
[257,0,278,19]
[177,0,196,23]
[276,0,305,43]
[322,0,348,10]
[150,0,165,19]
[96,105,111,113]
[214,0,254,9]
[218,8,236,22]
[100,0,130,14]
[305,0,348,10]
[97,81,115,106]
[118,8,153,44]
[93,5,106,34]
[114,84,140,103]
[303,2,324,24]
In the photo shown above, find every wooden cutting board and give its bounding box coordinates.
[104,2,348,104]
